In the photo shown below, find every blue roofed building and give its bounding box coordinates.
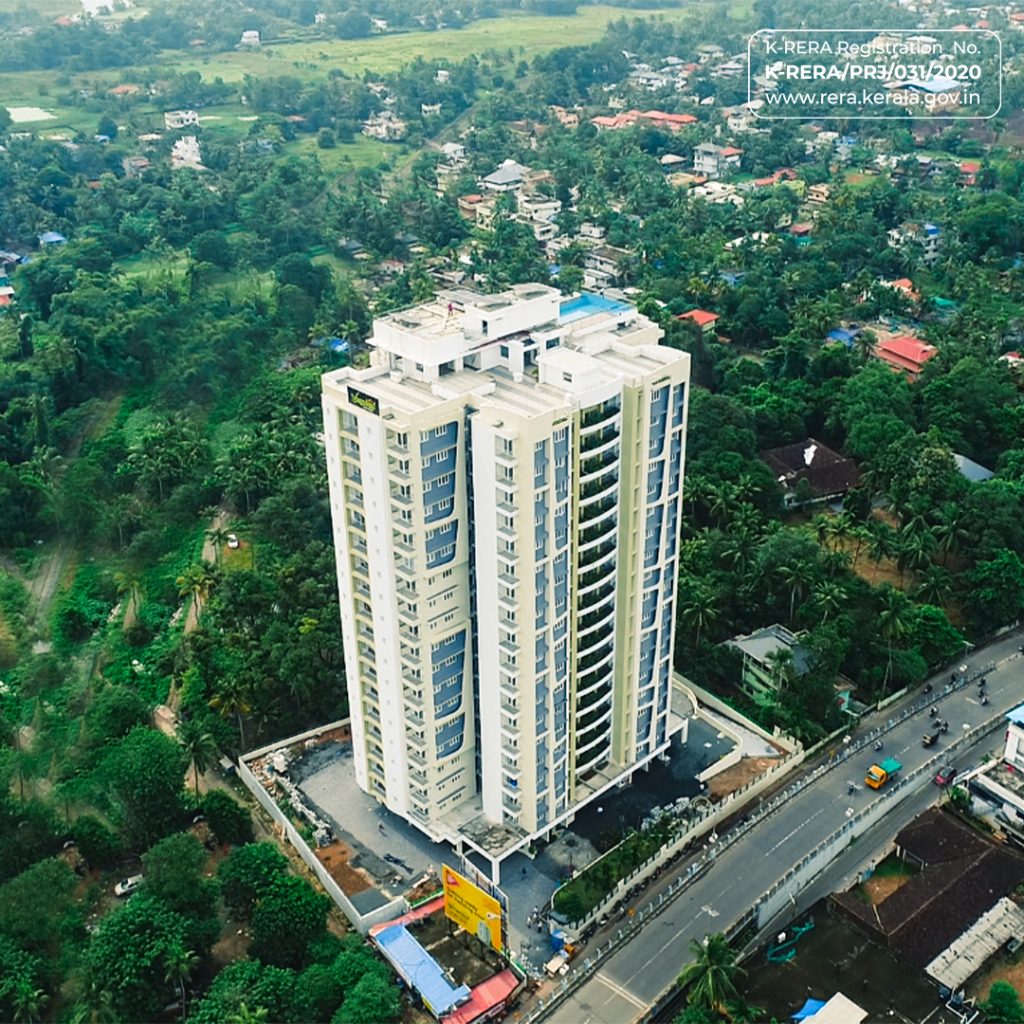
[38,231,67,247]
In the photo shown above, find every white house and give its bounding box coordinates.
[239,29,260,47]
[164,110,200,131]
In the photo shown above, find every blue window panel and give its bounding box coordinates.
[535,493,548,520]
[644,567,661,590]
[431,629,466,667]
[644,544,660,568]
[437,728,465,758]
[641,591,658,629]
[669,434,684,493]
[420,422,458,457]
[433,652,465,687]
[553,618,567,642]
[423,473,456,504]
[425,520,458,568]
[554,428,569,462]
[422,448,457,483]
[647,460,665,498]
[555,461,569,502]
[424,497,455,523]
[672,384,686,427]
[537,803,548,828]
[433,677,462,712]
[554,764,567,792]
[649,387,669,458]
[436,712,464,745]
[646,505,664,535]
[637,707,654,738]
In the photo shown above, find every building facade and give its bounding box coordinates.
[322,285,690,863]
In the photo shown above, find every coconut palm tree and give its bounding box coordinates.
[932,502,969,566]
[764,647,796,695]
[812,579,846,622]
[177,719,219,795]
[205,526,232,567]
[777,559,817,625]
[678,933,746,1013]
[677,582,721,650]
[12,984,49,1024]
[210,677,253,752]
[176,561,217,615]
[877,586,911,691]
[915,564,954,607]
[163,945,200,1019]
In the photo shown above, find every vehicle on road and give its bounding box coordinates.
[865,757,902,789]
[934,765,957,786]
[114,874,143,897]
[923,731,940,747]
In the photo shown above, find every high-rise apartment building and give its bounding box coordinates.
[322,285,690,875]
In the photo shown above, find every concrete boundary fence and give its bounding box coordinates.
[238,721,407,935]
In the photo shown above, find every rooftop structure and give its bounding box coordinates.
[761,438,859,508]
[872,335,937,378]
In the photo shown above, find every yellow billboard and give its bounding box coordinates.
[442,864,503,952]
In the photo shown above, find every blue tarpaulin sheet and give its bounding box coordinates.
[792,998,827,1021]
[375,924,471,1016]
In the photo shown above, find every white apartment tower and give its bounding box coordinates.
[322,285,690,873]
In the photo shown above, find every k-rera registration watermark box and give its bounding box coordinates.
[748,29,1001,119]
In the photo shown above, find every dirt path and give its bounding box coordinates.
[183,510,228,635]
[28,541,75,628]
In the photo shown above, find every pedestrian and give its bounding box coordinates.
[378,822,385,834]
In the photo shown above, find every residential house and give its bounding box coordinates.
[959,161,981,187]
[788,222,813,244]
[549,105,579,128]
[952,453,993,483]
[693,142,742,179]
[164,109,201,131]
[122,155,151,177]
[880,277,921,303]
[239,29,260,46]
[38,231,67,247]
[362,111,406,141]
[807,183,831,205]
[726,624,812,701]
[872,335,937,378]
[691,180,743,207]
[590,109,697,132]
[660,153,687,171]
[480,159,528,192]
[457,193,495,224]
[761,437,859,509]
[579,222,606,242]
[675,309,718,337]
[582,244,633,289]
[440,141,466,164]
[832,808,1024,984]
[436,69,450,84]
[421,102,441,117]
[888,221,942,266]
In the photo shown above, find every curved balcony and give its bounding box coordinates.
[578,601,615,641]
[577,640,614,678]
[577,621,614,660]
[579,516,617,550]
[579,496,616,527]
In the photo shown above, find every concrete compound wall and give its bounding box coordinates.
[238,725,406,935]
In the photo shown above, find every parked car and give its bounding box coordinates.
[114,874,144,897]
[226,533,240,549]
[922,731,940,748]
[934,765,957,786]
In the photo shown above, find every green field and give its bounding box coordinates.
[156,6,696,81]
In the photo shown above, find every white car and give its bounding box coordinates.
[226,533,240,549]
[114,874,143,897]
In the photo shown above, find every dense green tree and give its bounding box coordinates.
[202,789,254,847]
[334,972,402,1024]
[218,842,288,920]
[82,895,190,1022]
[250,875,329,969]
[98,727,186,850]
[983,981,1024,1024]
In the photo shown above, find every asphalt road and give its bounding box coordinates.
[547,631,1024,1024]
